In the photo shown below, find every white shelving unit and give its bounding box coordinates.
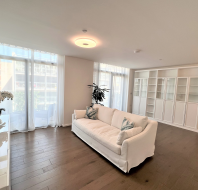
[133,66,198,133]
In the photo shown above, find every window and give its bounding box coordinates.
[0,43,58,131]
[93,63,129,111]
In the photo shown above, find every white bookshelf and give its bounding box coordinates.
[133,67,198,133]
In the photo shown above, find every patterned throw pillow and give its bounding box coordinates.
[121,117,135,131]
[85,107,98,120]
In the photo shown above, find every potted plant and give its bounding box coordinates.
[88,83,110,106]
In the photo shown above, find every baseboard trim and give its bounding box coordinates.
[62,123,72,127]
[147,117,198,133]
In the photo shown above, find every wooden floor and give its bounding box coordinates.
[10,123,198,190]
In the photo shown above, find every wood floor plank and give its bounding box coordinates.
[11,160,51,179]
[11,134,46,145]
[12,166,70,190]
[11,133,74,151]
[100,177,133,190]
[42,147,93,172]
[11,169,44,186]
[47,159,112,190]
[22,143,85,164]
[11,149,44,159]
[79,169,121,190]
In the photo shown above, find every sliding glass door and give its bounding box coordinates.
[0,59,27,131]
[0,58,58,132]
[0,43,65,132]
[34,63,57,128]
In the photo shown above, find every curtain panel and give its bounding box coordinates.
[93,62,129,112]
[0,43,65,132]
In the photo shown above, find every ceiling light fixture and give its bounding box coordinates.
[75,38,96,48]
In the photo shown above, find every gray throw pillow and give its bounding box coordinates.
[85,106,98,120]
[121,117,135,131]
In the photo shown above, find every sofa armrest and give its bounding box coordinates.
[121,120,158,170]
[73,110,86,120]
[72,113,75,123]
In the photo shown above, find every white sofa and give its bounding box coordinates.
[71,104,158,173]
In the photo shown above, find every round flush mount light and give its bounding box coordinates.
[75,38,96,48]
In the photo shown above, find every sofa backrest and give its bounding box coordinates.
[93,104,115,125]
[111,110,148,130]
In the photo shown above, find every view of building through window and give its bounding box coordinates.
[0,43,58,131]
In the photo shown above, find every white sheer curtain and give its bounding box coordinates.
[0,43,65,132]
[93,62,129,111]
[56,55,65,127]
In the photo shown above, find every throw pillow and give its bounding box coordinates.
[117,127,142,145]
[121,117,135,131]
[85,106,98,120]
[74,110,86,119]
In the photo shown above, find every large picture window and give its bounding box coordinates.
[0,43,63,132]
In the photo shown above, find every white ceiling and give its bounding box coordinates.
[1,0,198,69]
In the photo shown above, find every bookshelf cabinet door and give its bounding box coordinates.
[163,100,174,123]
[185,103,198,129]
[174,101,186,126]
[139,98,147,116]
[155,99,164,120]
[132,96,140,114]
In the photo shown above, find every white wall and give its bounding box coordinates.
[64,56,94,125]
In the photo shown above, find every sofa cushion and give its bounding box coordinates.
[117,127,142,145]
[93,104,116,125]
[111,110,148,130]
[74,110,86,119]
[73,118,121,154]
